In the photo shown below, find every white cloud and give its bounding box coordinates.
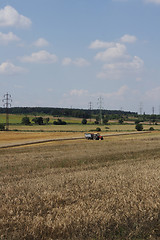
[61,85,138,110]
[103,56,144,71]
[33,38,49,47]
[62,89,89,108]
[69,86,128,99]
[70,89,89,96]
[95,43,128,62]
[73,58,90,67]
[144,0,160,4]
[90,35,144,80]
[62,86,129,109]
[89,35,137,50]
[89,40,115,49]
[100,85,129,99]
[20,50,58,63]
[62,57,72,66]
[145,86,160,101]
[62,57,90,67]
[97,56,144,79]
[0,32,20,45]
[0,5,32,28]
[121,34,137,43]
[0,61,26,75]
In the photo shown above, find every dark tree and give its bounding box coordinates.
[96,127,101,132]
[21,116,31,125]
[135,123,143,131]
[0,123,5,131]
[103,115,109,125]
[53,119,67,125]
[119,118,124,124]
[150,114,156,125]
[82,118,87,124]
[32,117,44,125]
[44,117,50,125]
[135,119,140,124]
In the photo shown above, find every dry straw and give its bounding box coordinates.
[0,133,160,239]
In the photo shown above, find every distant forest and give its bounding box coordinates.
[0,107,137,119]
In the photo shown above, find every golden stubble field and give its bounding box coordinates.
[0,131,160,239]
[0,131,84,147]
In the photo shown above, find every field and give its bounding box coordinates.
[0,114,82,125]
[0,130,160,239]
[0,131,83,147]
[1,114,160,133]
[8,123,160,132]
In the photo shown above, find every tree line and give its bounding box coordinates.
[21,116,68,126]
[0,107,136,119]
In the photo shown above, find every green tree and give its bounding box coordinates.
[0,123,5,131]
[32,117,44,125]
[95,115,100,124]
[103,115,109,125]
[53,119,66,125]
[135,123,143,131]
[21,116,31,125]
[135,119,140,124]
[119,118,124,124]
[44,117,50,125]
[150,114,156,125]
[149,127,154,131]
[82,118,87,124]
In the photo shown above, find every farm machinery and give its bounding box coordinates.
[85,133,104,140]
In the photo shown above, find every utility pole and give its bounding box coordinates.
[2,93,12,131]
[98,96,103,124]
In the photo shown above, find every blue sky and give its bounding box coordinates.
[0,0,160,113]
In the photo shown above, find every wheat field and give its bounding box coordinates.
[0,132,160,239]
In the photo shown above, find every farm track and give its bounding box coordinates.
[0,131,151,149]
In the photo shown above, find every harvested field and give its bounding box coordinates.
[0,130,151,148]
[0,132,160,239]
[0,131,83,147]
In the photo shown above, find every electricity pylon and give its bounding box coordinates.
[2,93,12,131]
[98,96,103,124]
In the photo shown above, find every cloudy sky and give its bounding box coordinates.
[0,0,160,113]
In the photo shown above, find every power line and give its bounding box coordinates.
[2,93,12,131]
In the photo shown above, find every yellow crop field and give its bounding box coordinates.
[0,132,160,239]
[0,131,83,147]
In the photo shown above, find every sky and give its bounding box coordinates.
[0,0,160,114]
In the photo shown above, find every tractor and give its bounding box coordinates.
[85,133,103,140]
